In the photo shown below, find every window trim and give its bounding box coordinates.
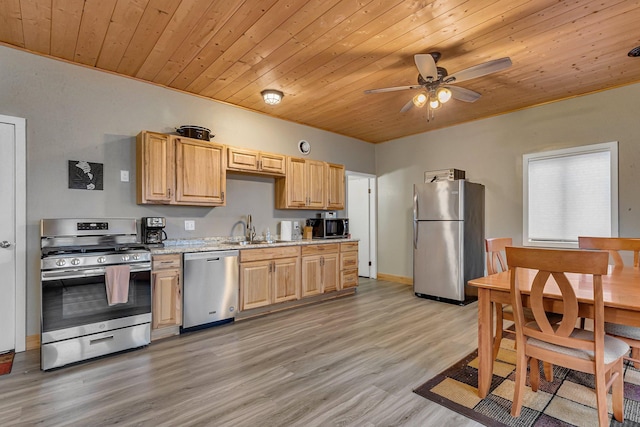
[523,141,618,248]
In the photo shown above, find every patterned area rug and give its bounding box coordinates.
[414,333,640,427]
[0,351,14,376]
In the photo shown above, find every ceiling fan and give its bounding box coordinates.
[364,52,512,119]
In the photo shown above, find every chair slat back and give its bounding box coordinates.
[578,236,640,268]
[486,237,512,275]
[506,247,609,353]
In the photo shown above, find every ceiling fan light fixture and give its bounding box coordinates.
[436,87,452,103]
[261,89,284,105]
[412,92,428,108]
[429,97,441,109]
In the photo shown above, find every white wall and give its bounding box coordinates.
[0,45,375,336]
[375,83,640,278]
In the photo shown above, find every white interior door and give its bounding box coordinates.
[0,115,26,353]
[347,172,377,279]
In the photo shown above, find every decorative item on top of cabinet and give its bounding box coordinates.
[326,163,345,210]
[275,156,328,209]
[227,146,286,176]
[151,254,182,338]
[301,244,340,296]
[340,242,359,289]
[239,246,301,311]
[136,131,226,207]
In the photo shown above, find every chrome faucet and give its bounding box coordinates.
[246,214,256,242]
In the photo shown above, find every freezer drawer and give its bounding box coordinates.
[182,251,239,330]
[413,220,464,302]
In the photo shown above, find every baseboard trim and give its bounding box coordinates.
[377,273,412,285]
[26,334,40,351]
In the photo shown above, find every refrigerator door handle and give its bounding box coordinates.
[413,191,420,249]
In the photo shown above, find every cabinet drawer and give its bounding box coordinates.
[301,243,340,256]
[340,242,358,252]
[240,246,300,262]
[341,269,358,289]
[152,254,182,270]
[341,252,358,270]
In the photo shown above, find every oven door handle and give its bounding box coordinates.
[41,263,151,281]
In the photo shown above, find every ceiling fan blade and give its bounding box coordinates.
[414,54,437,81]
[448,86,481,103]
[445,57,512,84]
[364,85,421,94]
[400,99,414,113]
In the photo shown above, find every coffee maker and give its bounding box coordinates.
[141,217,167,246]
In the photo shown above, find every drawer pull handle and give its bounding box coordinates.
[89,336,115,345]
[207,258,221,262]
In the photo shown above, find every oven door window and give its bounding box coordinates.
[42,271,151,333]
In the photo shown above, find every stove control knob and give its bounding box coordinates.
[122,255,130,262]
[71,258,81,266]
[97,256,107,264]
[56,259,66,267]
[132,254,140,260]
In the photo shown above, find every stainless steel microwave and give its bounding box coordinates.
[306,218,349,239]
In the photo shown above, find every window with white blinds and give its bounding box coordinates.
[523,141,618,247]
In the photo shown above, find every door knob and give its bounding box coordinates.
[0,241,11,248]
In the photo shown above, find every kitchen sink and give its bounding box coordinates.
[227,240,274,246]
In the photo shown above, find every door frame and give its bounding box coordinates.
[0,114,26,352]
[345,171,377,279]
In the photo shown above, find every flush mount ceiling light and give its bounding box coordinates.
[629,46,640,57]
[261,89,284,105]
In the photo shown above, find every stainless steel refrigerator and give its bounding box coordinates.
[413,180,485,304]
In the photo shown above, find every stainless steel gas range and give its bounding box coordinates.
[40,218,152,370]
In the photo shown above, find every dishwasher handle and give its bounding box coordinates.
[183,250,239,261]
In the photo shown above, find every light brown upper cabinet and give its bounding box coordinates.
[137,131,226,207]
[275,157,328,209]
[227,147,285,176]
[326,163,345,210]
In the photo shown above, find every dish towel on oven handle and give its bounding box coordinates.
[105,265,130,306]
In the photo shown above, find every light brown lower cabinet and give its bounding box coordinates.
[340,242,359,289]
[301,244,340,297]
[240,246,301,311]
[151,254,182,330]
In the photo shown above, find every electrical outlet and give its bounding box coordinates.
[120,170,129,182]
[184,220,195,231]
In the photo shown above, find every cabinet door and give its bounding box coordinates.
[260,152,286,175]
[301,255,323,297]
[152,269,181,329]
[326,163,345,210]
[240,260,271,310]
[227,147,259,171]
[286,157,307,207]
[322,253,340,292]
[306,160,326,208]
[272,257,300,303]
[137,132,174,203]
[175,138,226,206]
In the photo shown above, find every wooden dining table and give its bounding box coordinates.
[468,265,640,398]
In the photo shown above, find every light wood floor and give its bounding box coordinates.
[0,279,482,427]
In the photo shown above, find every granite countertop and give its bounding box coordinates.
[150,237,359,255]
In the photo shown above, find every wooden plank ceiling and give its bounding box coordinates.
[1,0,640,143]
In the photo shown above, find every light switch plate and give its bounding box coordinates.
[120,170,129,182]
[184,220,195,231]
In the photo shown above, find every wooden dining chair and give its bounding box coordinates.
[506,246,628,426]
[486,238,561,364]
[486,238,514,360]
[579,236,640,366]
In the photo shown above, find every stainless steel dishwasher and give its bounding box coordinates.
[182,250,239,332]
